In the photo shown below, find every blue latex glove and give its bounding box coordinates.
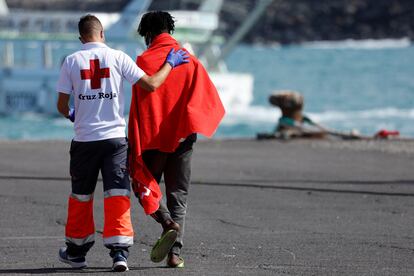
[66,108,75,122]
[166,48,190,68]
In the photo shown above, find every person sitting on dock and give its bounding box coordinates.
[256,90,398,140]
[257,90,328,139]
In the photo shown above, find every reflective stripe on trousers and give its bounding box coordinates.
[65,194,95,245]
[65,189,134,247]
[103,189,134,246]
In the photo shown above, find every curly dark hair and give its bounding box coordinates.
[137,11,175,38]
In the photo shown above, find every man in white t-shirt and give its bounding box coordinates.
[56,14,188,272]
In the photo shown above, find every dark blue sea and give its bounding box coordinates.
[1,39,413,140]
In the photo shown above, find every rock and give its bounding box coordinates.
[5,0,414,44]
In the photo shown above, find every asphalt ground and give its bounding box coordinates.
[0,139,413,275]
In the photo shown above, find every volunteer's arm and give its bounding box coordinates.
[56,58,75,122]
[136,63,172,92]
[136,48,189,91]
[57,93,75,122]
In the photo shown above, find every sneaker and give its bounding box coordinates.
[167,253,185,268]
[58,247,87,269]
[150,229,178,263]
[112,251,129,272]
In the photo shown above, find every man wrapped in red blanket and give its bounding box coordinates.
[128,11,225,267]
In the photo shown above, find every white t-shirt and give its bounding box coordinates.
[56,42,145,142]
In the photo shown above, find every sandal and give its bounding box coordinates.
[167,253,184,268]
[150,229,178,263]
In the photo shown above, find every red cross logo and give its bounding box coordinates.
[80,59,110,89]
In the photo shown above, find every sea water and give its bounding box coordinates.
[0,39,413,140]
[221,39,414,138]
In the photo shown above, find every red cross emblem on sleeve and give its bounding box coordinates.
[80,59,110,89]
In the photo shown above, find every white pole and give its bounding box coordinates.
[0,0,9,16]
[43,42,53,69]
[4,42,14,67]
[209,0,274,70]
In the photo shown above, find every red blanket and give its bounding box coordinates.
[128,33,225,215]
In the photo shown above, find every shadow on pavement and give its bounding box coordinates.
[0,174,413,197]
[192,180,414,197]
[0,267,107,274]
[0,266,159,274]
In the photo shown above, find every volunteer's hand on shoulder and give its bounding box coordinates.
[136,48,189,92]
[166,48,190,68]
